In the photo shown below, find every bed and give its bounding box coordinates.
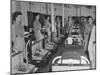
[52,45,90,71]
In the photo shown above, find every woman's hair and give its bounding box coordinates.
[34,13,40,19]
[68,16,73,20]
[45,15,51,23]
[87,16,93,21]
[45,15,49,20]
[12,12,22,24]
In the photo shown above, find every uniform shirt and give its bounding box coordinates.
[79,22,85,34]
[12,22,25,51]
[84,23,93,35]
[66,20,74,33]
[33,20,41,31]
[33,20,43,41]
[45,20,51,36]
[88,25,96,68]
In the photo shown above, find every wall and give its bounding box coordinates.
[21,2,29,26]
[29,3,96,19]
[81,6,95,19]
[11,1,96,26]
[11,1,29,26]
[11,0,21,13]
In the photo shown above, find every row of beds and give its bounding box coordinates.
[52,24,91,71]
[23,27,64,73]
[24,24,91,72]
[11,24,91,74]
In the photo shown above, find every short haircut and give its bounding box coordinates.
[68,16,73,20]
[12,12,22,24]
[35,13,40,18]
[80,16,85,19]
[87,16,93,20]
[45,15,50,19]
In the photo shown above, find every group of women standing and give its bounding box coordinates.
[11,11,96,69]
